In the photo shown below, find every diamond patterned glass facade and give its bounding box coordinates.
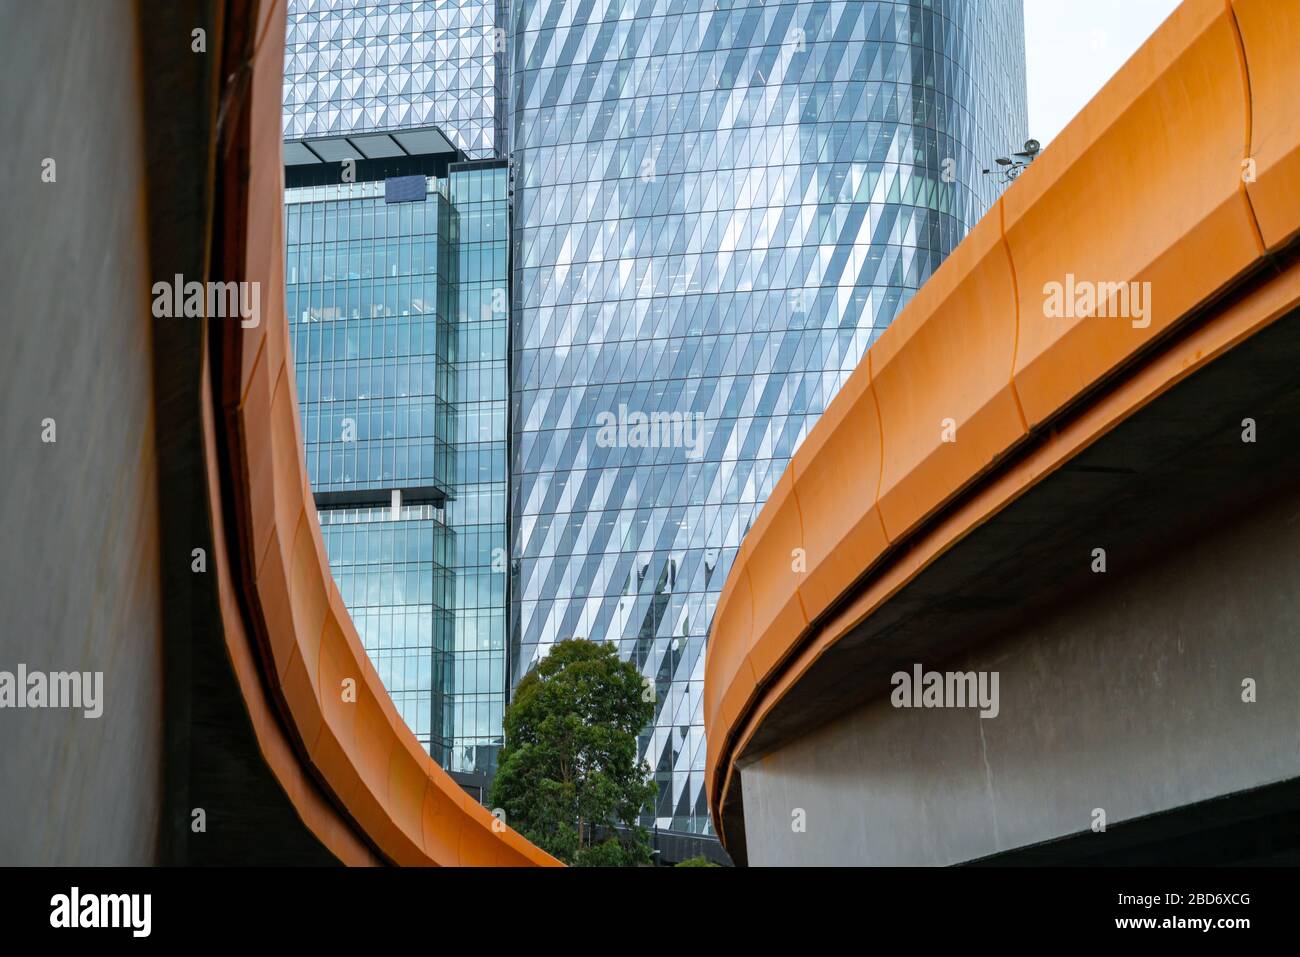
[285,0,505,159]
[508,0,1028,832]
[287,163,511,774]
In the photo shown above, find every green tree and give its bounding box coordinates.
[491,638,656,866]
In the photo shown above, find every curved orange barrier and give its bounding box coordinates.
[1234,0,1300,251]
[205,0,558,866]
[1007,0,1259,428]
[704,0,1300,849]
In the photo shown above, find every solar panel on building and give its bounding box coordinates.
[384,174,427,204]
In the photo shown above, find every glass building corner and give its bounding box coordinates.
[285,144,511,776]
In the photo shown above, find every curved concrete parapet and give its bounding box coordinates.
[201,0,558,866]
[704,0,1300,858]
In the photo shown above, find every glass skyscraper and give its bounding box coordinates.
[286,174,457,756]
[507,0,1028,832]
[286,159,509,773]
[284,0,512,777]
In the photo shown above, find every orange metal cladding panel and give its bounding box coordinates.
[1233,0,1300,250]
[243,0,289,417]
[270,363,309,560]
[704,733,722,808]
[421,779,466,865]
[742,471,809,680]
[353,683,400,809]
[871,209,1023,540]
[1006,0,1260,430]
[496,827,552,866]
[347,761,412,866]
[242,345,280,574]
[347,690,417,862]
[240,308,269,413]
[288,515,329,680]
[715,653,757,782]
[385,739,434,866]
[254,523,297,678]
[278,642,324,758]
[703,565,753,735]
[245,0,287,367]
[248,239,288,409]
[314,614,360,764]
[790,363,887,624]
[458,803,510,866]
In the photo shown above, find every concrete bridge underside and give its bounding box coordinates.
[740,297,1300,865]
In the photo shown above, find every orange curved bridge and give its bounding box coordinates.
[0,0,556,866]
[705,0,1300,863]
[201,0,559,867]
[1,0,559,868]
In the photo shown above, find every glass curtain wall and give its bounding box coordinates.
[445,162,511,775]
[287,179,458,759]
[508,0,1028,832]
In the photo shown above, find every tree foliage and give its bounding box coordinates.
[491,638,656,866]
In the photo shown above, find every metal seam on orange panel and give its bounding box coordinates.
[269,355,286,412]
[998,196,1030,433]
[238,326,268,405]
[255,501,278,578]
[302,654,327,757]
[1226,0,1267,254]
[867,358,887,540]
[788,478,809,624]
[311,591,331,707]
[743,562,755,662]
[419,781,433,865]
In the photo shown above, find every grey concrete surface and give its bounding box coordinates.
[0,0,164,864]
[741,480,1300,866]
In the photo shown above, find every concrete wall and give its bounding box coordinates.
[0,0,163,864]
[741,482,1300,866]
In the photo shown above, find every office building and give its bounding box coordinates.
[284,130,509,774]
[507,0,1028,831]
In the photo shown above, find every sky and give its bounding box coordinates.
[1024,0,1184,148]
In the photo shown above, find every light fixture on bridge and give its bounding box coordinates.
[983,138,1042,184]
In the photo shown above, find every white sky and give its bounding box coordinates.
[1024,0,1183,147]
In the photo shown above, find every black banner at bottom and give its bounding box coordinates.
[0,865,1283,944]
